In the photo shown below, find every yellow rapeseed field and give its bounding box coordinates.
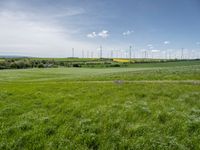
[113,59,130,63]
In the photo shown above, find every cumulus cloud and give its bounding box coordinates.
[87,32,97,38]
[164,41,170,44]
[87,30,109,39]
[98,30,109,38]
[122,30,134,36]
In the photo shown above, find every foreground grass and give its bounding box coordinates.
[0,61,200,149]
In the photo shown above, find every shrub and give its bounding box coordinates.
[10,62,18,69]
[110,64,120,67]
[15,61,26,69]
[73,64,81,67]
[38,63,44,68]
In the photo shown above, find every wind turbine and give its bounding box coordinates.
[72,48,74,58]
[100,45,102,59]
[129,45,132,62]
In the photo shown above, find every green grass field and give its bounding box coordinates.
[0,61,200,149]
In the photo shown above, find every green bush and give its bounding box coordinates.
[15,61,26,69]
[73,63,81,67]
[10,62,18,69]
[110,64,120,67]
[38,63,44,68]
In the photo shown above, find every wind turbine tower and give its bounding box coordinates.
[129,45,132,62]
[100,45,102,59]
[72,48,74,58]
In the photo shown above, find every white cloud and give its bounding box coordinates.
[98,30,109,38]
[0,1,85,20]
[52,8,85,18]
[122,30,134,36]
[87,32,97,38]
[87,30,109,39]
[0,10,97,57]
[151,49,160,53]
[164,41,170,44]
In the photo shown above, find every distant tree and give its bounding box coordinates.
[10,62,18,69]
[0,61,7,69]
[38,63,44,68]
[16,61,27,68]
[110,64,120,67]
[73,63,81,67]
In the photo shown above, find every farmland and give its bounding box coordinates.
[0,60,200,149]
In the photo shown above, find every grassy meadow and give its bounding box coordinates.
[0,60,200,149]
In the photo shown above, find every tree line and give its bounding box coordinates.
[0,58,197,69]
[0,58,122,69]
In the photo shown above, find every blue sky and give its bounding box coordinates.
[0,0,199,58]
